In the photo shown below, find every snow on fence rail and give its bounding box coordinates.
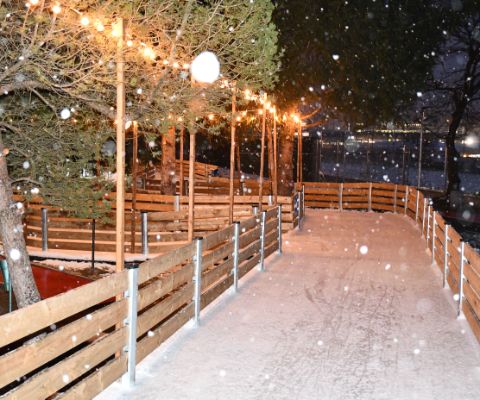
[297,181,480,344]
[18,193,300,259]
[0,206,285,399]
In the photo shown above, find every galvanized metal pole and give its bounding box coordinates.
[232,222,240,292]
[259,211,267,271]
[426,204,431,242]
[141,212,148,257]
[123,264,139,387]
[458,242,465,317]
[422,198,427,237]
[277,205,282,254]
[431,211,436,264]
[41,208,48,251]
[193,237,203,326]
[444,225,449,289]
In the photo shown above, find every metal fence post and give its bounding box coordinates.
[277,205,282,254]
[444,225,449,289]
[174,195,180,211]
[458,242,465,317]
[404,186,409,215]
[426,204,431,242]
[422,198,427,237]
[339,183,343,211]
[193,237,203,326]
[259,210,267,271]
[141,211,148,257]
[368,182,372,212]
[123,263,139,387]
[431,211,436,264]
[393,185,398,213]
[232,222,240,292]
[252,205,259,216]
[41,208,48,251]
[268,195,273,206]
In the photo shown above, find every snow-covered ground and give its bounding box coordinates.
[97,210,480,400]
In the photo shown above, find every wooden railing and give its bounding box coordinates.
[297,181,480,345]
[20,193,301,259]
[0,205,286,399]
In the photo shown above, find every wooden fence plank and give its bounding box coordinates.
[4,327,126,400]
[0,272,127,348]
[137,284,194,338]
[57,355,127,400]
[0,299,126,389]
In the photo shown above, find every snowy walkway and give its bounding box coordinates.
[97,210,480,400]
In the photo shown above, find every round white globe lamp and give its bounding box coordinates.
[190,51,220,84]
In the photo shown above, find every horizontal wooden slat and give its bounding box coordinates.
[0,271,127,348]
[137,284,194,338]
[4,327,126,400]
[0,299,127,388]
[138,264,193,311]
[137,303,194,363]
[139,242,195,285]
[57,355,127,400]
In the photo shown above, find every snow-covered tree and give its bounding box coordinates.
[0,0,279,308]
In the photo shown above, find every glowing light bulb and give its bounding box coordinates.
[143,48,156,60]
[80,16,90,26]
[95,21,105,32]
[51,4,61,14]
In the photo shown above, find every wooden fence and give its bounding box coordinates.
[21,193,300,259]
[0,205,285,399]
[298,181,480,345]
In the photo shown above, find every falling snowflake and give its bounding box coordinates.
[9,249,21,261]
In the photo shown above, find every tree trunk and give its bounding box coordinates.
[0,136,41,308]
[445,100,466,195]
[278,121,295,196]
[160,126,176,195]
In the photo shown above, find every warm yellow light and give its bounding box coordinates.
[111,22,122,38]
[236,116,241,122]
[162,59,169,65]
[258,109,264,115]
[183,63,190,70]
[126,40,133,47]
[208,114,215,121]
[173,62,180,69]
[51,4,61,14]
[178,116,184,122]
[29,0,39,5]
[143,47,156,60]
[80,16,90,26]
[95,21,105,32]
